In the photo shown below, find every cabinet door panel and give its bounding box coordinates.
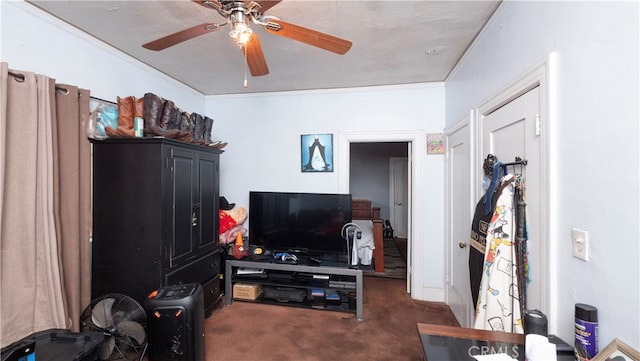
[198,153,219,251]
[171,148,196,266]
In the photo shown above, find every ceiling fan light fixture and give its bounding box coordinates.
[229,11,252,45]
[230,25,252,45]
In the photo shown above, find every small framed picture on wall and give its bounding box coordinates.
[301,133,333,172]
[427,133,444,154]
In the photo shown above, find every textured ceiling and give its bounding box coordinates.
[27,1,501,95]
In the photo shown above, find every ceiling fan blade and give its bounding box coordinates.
[242,33,269,76]
[143,23,222,51]
[255,1,282,13]
[191,0,222,10]
[264,19,352,55]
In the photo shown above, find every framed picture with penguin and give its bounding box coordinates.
[301,133,333,172]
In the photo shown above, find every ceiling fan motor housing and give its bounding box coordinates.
[219,1,261,17]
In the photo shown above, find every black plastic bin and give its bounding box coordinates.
[1,329,104,361]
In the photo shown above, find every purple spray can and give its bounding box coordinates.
[575,303,598,361]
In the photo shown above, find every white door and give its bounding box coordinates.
[479,86,543,311]
[445,122,472,326]
[390,157,408,238]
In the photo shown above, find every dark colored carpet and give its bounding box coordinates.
[205,277,458,361]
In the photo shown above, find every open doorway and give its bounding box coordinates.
[337,131,427,295]
[350,142,408,280]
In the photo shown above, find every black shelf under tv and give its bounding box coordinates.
[224,259,364,320]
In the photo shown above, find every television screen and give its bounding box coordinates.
[249,191,352,255]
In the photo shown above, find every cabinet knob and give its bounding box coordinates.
[458,242,468,249]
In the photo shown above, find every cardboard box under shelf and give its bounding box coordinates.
[233,283,263,300]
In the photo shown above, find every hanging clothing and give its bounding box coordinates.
[474,174,524,333]
[469,173,513,307]
[513,178,530,308]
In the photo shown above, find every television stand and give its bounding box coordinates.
[225,259,364,320]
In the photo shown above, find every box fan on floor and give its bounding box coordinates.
[79,293,148,361]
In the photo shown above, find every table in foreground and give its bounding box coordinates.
[417,323,574,361]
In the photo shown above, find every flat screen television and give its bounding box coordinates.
[248,191,352,256]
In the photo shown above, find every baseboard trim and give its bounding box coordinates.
[413,287,445,303]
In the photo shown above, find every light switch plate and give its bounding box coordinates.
[572,228,589,261]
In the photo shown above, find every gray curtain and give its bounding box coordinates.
[0,63,91,346]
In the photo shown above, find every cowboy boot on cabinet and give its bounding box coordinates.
[143,92,164,127]
[191,113,204,142]
[143,93,182,138]
[105,96,135,137]
[203,116,214,144]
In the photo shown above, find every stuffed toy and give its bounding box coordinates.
[219,205,247,245]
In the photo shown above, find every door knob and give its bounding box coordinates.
[458,242,467,249]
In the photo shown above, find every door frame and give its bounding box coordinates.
[389,156,408,239]
[338,131,425,294]
[474,53,554,325]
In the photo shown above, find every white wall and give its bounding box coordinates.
[206,84,446,300]
[1,1,205,113]
[447,1,639,349]
[208,84,444,206]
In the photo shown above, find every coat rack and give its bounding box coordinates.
[502,157,528,168]
[483,154,528,177]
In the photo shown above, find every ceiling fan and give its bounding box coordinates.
[142,0,352,77]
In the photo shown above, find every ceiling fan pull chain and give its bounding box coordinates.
[244,44,249,88]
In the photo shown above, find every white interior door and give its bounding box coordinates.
[480,86,543,312]
[390,157,408,238]
[445,122,472,327]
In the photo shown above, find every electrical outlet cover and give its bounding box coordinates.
[572,228,589,261]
